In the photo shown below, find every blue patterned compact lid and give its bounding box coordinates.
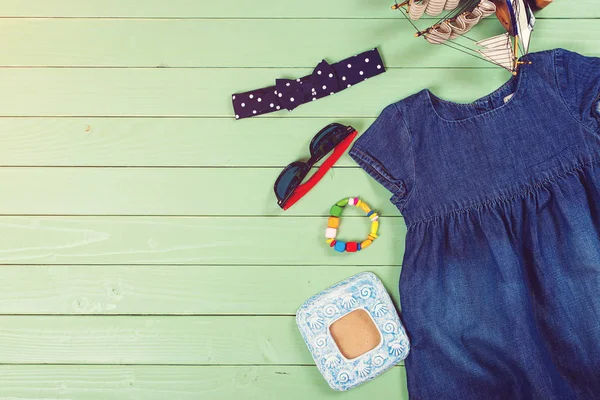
[296,272,410,391]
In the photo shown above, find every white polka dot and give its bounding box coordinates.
[365,58,370,63]
[270,103,274,108]
[235,115,239,119]
[276,106,280,110]
[290,97,294,102]
[377,65,381,69]
[329,73,333,78]
[347,84,351,88]
[312,97,316,101]
[330,92,334,95]
[342,76,346,81]
[296,78,301,82]
[241,103,246,107]
[278,93,282,98]
[317,70,322,75]
[359,71,364,75]
[274,90,278,94]
[322,85,327,90]
[286,82,290,87]
[257,98,262,102]
[232,95,236,99]
[347,63,352,68]
[252,110,257,114]
[249,94,254,99]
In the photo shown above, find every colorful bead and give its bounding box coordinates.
[361,239,372,249]
[330,205,343,217]
[328,216,340,229]
[369,213,379,222]
[356,199,362,208]
[334,241,346,252]
[336,198,349,207]
[326,238,334,244]
[371,221,379,235]
[368,234,377,241]
[359,202,371,214]
[347,197,355,206]
[357,243,362,251]
[330,240,336,247]
[367,211,374,217]
[346,242,358,252]
[325,227,337,239]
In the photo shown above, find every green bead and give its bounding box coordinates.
[330,205,343,217]
[336,198,349,207]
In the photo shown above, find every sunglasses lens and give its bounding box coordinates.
[309,124,348,159]
[274,163,306,203]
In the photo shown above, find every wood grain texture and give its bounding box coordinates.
[0,315,401,365]
[0,117,374,167]
[0,265,401,315]
[0,0,588,18]
[0,217,406,265]
[0,365,408,400]
[0,168,401,216]
[0,0,590,397]
[0,19,595,67]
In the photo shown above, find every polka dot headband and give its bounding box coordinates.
[232,48,385,120]
[326,197,379,253]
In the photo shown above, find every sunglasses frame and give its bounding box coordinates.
[274,123,356,209]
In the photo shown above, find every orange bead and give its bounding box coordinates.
[328,216,340,229]
[361,239,373,249]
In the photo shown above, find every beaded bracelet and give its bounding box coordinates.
[325,197,379,253]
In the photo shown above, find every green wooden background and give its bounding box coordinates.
[0,1,594,398]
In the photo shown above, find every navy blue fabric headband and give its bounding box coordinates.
[232,48,385,120]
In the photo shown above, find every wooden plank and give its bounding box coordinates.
[0,265,401,315]
[0,117,374,167]
[0,365,408,400]
[0,19,595,67]
[0,0,588,18]
[0,67,528,117]
[0,168,401,216]
[0,217,406,265]
[0,316,408,365]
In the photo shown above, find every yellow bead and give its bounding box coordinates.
[371,221,379,235]
[356,199,362,207]
[369,212,379,222]
[361,239,373,249]
[328,216,340,229]
[359,202,371,214]
[326,238,334,244]
[368,234,378,241]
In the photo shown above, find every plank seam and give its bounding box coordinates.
[0,263,402,267]
[0,214,404,218]
[0,363,405,367]
[0,16,588,20]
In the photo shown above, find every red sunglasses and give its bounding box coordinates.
[274,123,358,210]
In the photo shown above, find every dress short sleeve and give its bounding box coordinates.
[349,103,415,209]
[555,48,600,132]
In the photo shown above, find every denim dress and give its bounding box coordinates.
[349,49,600,399]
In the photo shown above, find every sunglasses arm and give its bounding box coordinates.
[282,130,358,210]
